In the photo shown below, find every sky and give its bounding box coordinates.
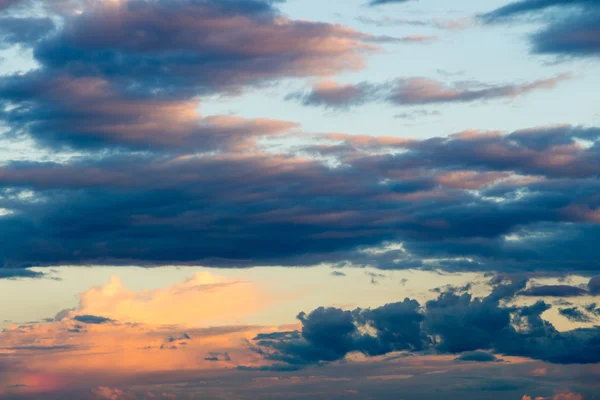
[0,0,599,399]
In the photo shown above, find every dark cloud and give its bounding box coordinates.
[558,307,592,322]
[0,71,297,151]
[25,0,385,98]
[454,351,502,362]
[588,276,600,294]
[0,17,54,46]
[287,75,570,109]
[481,0,595,22]
[519,285,588,297]
[482,0,600,57]
[0,124,599,272]
[204,352,231,362]
[252,298,424,365]
[73,315,113,324]
[584,303,600,315]
[9,345,76,352]
[0,269,44,279]
[249,279,600,368]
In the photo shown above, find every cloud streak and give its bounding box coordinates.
[287,74,571,109]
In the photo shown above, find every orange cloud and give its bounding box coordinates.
[0,273,284,395]
[72,272,267,326]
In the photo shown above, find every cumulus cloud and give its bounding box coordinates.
[248,278,600,367]
[287,74,571,109]
[73,272,266,326]
[588,276,600,294]
[0,272,280,395]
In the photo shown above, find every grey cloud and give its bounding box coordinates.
[73,315,113,324]
[481,0,600,57]
[519,285,588,297]
[454,351,502,362]
[249,278,600,368]
[0,17,54,46]
[588,276,600,294]
[558,307,593,322]
[0,124,599,273]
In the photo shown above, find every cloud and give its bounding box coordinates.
[519,285,588,297]
[0,73,298,151]
[22,0,385,98]
[454,351,502,362]
[558,307,593,323]
[0,273,280,394]
[588,276,600,294]
[368,0,413,6]
[0,124,600,273]
[72,272,266,326]
[0,269,45,279]
[287,74,570,109]
[0,17,54,46]
[252,298,424,365]
[91,386,137,400]
[73,315,114,325]
[249,278,600,367]
[0,0,21,10]
[356,16,472,30]
[553,393,584,400]
[481,0,600,57]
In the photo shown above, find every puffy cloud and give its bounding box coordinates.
[249,278,600,367]
[588,276,600,294]
[482,0,600,57]
[252,298,424,365]
[0,272,280,396]
[287,75,570,109]
[73,272,266,326]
